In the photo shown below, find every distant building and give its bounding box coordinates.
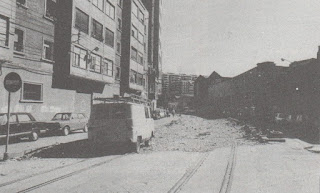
[194,71,230,107]
[162,73,197,97]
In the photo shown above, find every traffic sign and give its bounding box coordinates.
[4,72,22,93]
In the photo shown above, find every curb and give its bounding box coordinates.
[1,143,58,161]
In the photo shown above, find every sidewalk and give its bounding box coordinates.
[285,138,320,153]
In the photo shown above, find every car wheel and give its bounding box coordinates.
[62,126,70,136]
[83,125,88,133]
[29,131,39,141]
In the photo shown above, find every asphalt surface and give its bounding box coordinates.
[0,116,319,193]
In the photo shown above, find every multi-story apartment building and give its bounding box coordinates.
[161,73,197,97]
[0,0,122,120]
[120,0,149,98]
[141,0,163,103]
[54,0,120,97]
[0,0,90,121]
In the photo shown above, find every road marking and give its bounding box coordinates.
[167,152,210,193]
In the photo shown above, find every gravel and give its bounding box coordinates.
[143,115,256,153]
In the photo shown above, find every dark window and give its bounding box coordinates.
[92,19,103,41]
[138,53,143,65]
[115,66,121,80]
[45,0,56,20]
[116,42,121,54]
[131,47,137,61]
[22,82,43,102]
[0,15,9,47]
[75,8,89,34]
[117,18,122,30]
[43,40,54,61]
[130,70,136,83]
[14,29,24,52]
[17,0,26,6]
[105,27,114,47]
[132,25,138,38]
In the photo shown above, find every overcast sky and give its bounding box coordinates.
[161,0,320,77]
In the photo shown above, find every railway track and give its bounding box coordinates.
[219,142,237,193]
[1,154,127,193]
[167,152,210,193]
[168,142,237,193]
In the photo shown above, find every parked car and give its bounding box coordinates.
[88,102,154,153]
[0,113,42,141]
[49,113,88,136]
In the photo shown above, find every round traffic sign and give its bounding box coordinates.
[4,72,22,92]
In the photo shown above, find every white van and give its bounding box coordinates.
[88,101,154,153]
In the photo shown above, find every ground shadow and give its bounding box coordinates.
[29,139,130,159]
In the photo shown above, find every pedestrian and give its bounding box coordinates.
[172,109,175,117]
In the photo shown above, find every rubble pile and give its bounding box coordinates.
[144,115,256,153]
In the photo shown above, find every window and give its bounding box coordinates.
[137,73,143,85]
[130,70,137,83]
[17,0,27,6]
[131,25,138,38]
[18,114,32,122]
[105,27,114,47]
[105,1,115,19]
[138,32,144,44]
[145,107,150,118]
[0,15,9,47]
[14,29,24,52]
[138,10,144,23]
[43,40,54,61]
[90,53,101,73]
[117,0,123,8]
[92,0,104,11]
[117,18,122,30]
[45,0,56,20]
[132,2,138,17]
[75,8,89,34]
[92,19,103,41]
[131,47,137,61]
[102,58,113,76]
[22,82,43,102]
[138,53,143,65]
[116,42,121,54]
[72,46,87,69]
[115,66,121,80]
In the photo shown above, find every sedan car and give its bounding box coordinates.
[0,113,41,141]
[50,113,88,136]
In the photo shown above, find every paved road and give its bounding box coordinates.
[1,139,319,193]
[0,117,175,160]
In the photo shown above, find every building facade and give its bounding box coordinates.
[141,0,163,103]
[120,0,149,99]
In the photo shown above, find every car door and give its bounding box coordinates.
[17,114,34,137]
[8,114,18,137]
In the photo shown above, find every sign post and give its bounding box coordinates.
[3,72,22,160]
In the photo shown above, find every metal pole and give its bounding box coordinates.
[3,91,11,160]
